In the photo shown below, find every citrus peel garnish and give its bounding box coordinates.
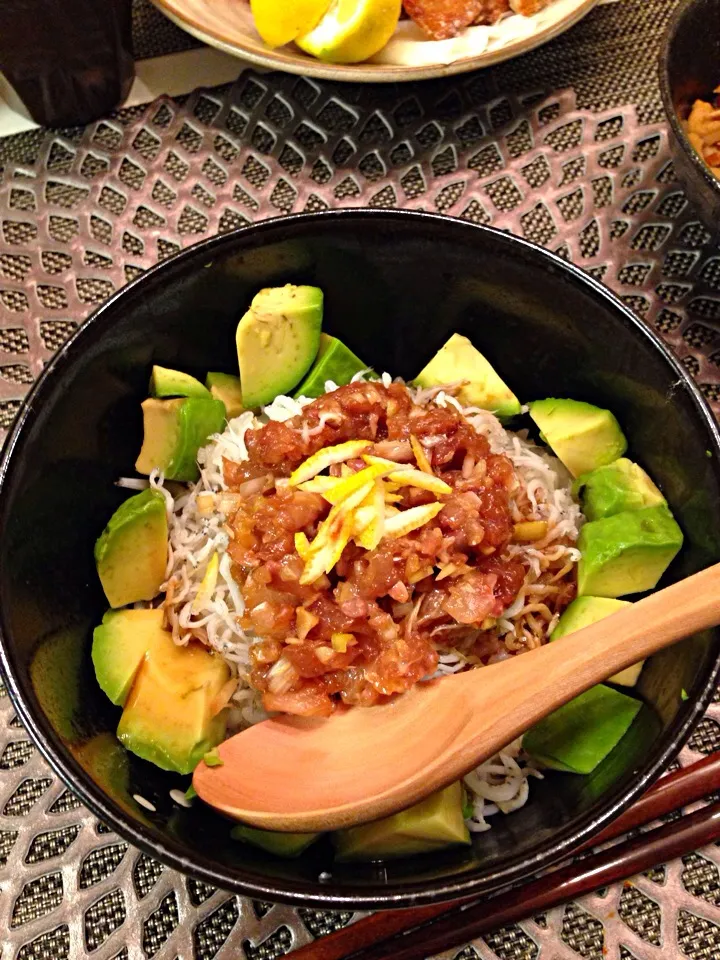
[410,434,433,474]
[192,552,219,613]
[294,531,311,561]
[291,441,448,582]
[298,476,342,494]
[355,479,386,550]
[331,632,355,652]
[289,439,371,486]
[298,480,374,584]
[323,462,394,504]
[384,502,444,538]
[363,455,451,495]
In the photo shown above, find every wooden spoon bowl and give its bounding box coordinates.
[194,562,720,831]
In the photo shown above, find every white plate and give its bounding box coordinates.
[151,0,599,82]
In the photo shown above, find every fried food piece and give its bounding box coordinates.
[509,0,550,14]
[403,0,485,39]
[685,97,720,174]
[473,0,509,24]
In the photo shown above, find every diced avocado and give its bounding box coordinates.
[528,399,627,478]
[230,825,320,857]
[294,333,369,398]
[333,782,470,861]
[523,684,642,774]
[551,596,644,687]
[92,607,166,706]
[236,284,323,408]
[135,397,226,482]
[414,333,521,418]
[150,365,210,399]
[117,631,230,775]
[94,488,168,608]
[575,458,665,521]
[206,372,244,419]
[578,504,683,598]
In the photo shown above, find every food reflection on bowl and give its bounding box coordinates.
[659,0,720,229]
[1,210,719,907]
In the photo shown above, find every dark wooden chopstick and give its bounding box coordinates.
[290,753,720,960]
[345,800,720,960]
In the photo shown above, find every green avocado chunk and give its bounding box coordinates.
[206,372,244,419]
[293,333,368,398]
[575,458,665,521]
[523,684,642,774]
[528,399,627,478]
[578,504,683,598]
[92,608,166,706]
[414,333,521,418]
[94,488,168,608]
[135,396,227,482]
[150,365,210,399]
[117,629,230,775]
[551,596,644,686]
[236,284,323,408]
[333,782,470,861]
[230,825,320,857]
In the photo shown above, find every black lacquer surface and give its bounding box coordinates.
[1,210,719,908]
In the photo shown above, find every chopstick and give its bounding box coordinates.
[291,753,720,960]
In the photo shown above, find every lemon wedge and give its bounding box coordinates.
[296,0,402,64]
[250,0,332,49]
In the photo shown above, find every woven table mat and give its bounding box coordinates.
[1,39,720,960]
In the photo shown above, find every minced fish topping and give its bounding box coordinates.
[139,373,583,830]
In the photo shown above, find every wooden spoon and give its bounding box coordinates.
[193,562,720,832]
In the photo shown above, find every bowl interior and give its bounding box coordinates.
[1,210,719,907]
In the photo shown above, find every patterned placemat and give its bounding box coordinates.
[1,30,720,960]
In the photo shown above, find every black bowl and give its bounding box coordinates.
[1,210,720,909]
[660,0,720,228]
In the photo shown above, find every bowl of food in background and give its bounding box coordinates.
[150,0,600,81]
[1,209,719,908]
[659,0,720,229]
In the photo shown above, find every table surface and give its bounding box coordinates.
[0,1,719,958]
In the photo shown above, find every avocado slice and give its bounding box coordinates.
[528,399,627,478]
[578,504,683,598]
[206,372,244,419]
[574,458,665,521]
[230,825,320,857]
[92,607,166,706]
[117,632,230,775]
[293,333,369,398]
[135,396,226,482]
[94,488,168,608]
[333,782,470,861]
[551,596,643,686]
[523,684,642,774]
[236,284,323,408]
[150,365,210,399]
[414,333,521,418]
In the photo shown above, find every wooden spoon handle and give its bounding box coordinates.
[529,559,720,697]
[447,562,720,773]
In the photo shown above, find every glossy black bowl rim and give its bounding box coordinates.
[1,209,719,909]
[658,0,720,202]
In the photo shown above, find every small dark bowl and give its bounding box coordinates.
[660,0,720,229]
[1,210,720,909]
